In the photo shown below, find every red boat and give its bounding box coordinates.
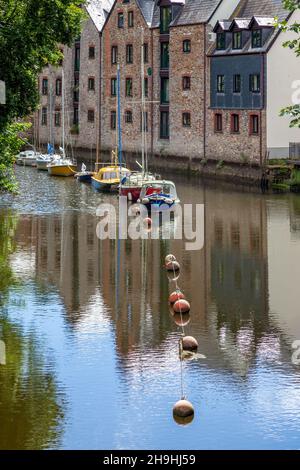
[120,171,157,202]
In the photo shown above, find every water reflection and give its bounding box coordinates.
[0,168,300,449]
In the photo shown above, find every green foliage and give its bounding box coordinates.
[0,0,85,129]
[0,122,30,192]
[0,0,85,191]
[276,2,300,127]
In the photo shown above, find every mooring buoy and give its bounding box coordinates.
[173,299,190,314]
[168,290,185,305]
[182,336,198,352]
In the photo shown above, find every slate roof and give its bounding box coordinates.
[229,18,252,30]
[137,0,156,26]
[170,0,222,27]
[232,0,289,22]
[210,0,292,56]
[86,0,114,32]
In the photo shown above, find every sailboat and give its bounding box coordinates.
[47,71,77,177]
[91,64,130,192]
[120,30,157,202]
[36,144,59,171]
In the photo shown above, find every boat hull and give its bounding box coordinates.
[91,177,119,192]
[76,172,94,183]
[48,165,77,177]
[120,186,141,202]
[16,158,37,167]
[142,201,177,213]
[36,160,51,171]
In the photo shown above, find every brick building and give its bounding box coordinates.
[101,0,239,164]
[36,0,113,156]
[206,0,300,163]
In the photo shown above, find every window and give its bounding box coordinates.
[88,109,95,123]
[56,78,62,96]
[144,77,148,98]
[125,110,133,124]
[118,12,124,28]
[160,111,169,139]
[128,11,134,27]
[89,46,95,59]
[41,107,47,125]
[182,112,191,127]
[250,114,259,135]
[183,39,191,53]
[182,76,191,90]
[161,77,169,104]
[111,46,118,64]
[141,111,148,132]
[232,31,242,49]
[252,29,262,48]
[111,111,116,129]
[126,44,133,64]
[143,43,149,63]
[216,32,226,50]
[75,46,80,71]
[54,109,61,127]
[160,6,171,33]
[217,75,225,93]
[233,74,241,93]
[88,77,95,91]
[42,78,48,95]
[126,78,133,97]
[73,76,79,102]
[214,113,223,132]
[73,107,79,125]
[161,42,169,68]
[59,49,64,66]
[231,114,239,133]
[111,77,117,96]
[249,74,260,92]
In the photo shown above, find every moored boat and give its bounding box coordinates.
[138,180,180,212]
[91,163,130,192]
[47,157,77,177]
[16,150,39,167]
[75,163,94,183]
[120,171,158,202]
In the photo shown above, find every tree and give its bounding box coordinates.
[278,1,300,127]
[0,0,85,191]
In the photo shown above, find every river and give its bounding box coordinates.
[0,166,300,450]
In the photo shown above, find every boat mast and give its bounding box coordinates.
[62,69,65,157]
[141,28,145,178]
[49,80,54,152]
[117,63,122,172]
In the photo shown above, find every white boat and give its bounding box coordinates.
[138,180,180,212]
[36,154,59,171]
[16,150,40,167]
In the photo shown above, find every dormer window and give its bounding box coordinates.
[216,33,226,50]
[252,29,262,48]
[160,6,171,34]
[232,31,242,50]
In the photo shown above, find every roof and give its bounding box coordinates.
[229,18,252,30]
[210,0,291,57]
[170,0,222,27]
[232,0,289,22]
[137,0,156,26]
[86,0,114,32]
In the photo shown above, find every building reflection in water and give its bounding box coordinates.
[8,183,300,379]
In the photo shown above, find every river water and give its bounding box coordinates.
[0,166,300,450]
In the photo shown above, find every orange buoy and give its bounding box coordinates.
[173,312,191,327]
[182,336,198,352]
[173,299,190,314]
[173,399,194,419]
[165,254,176,264]
[165,260,180,272]
[169,290,185,305]
[144,217,152,227]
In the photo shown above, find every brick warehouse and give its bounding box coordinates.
[35,0,300,167]
[101,0,238,163]
[36,0,113,157]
